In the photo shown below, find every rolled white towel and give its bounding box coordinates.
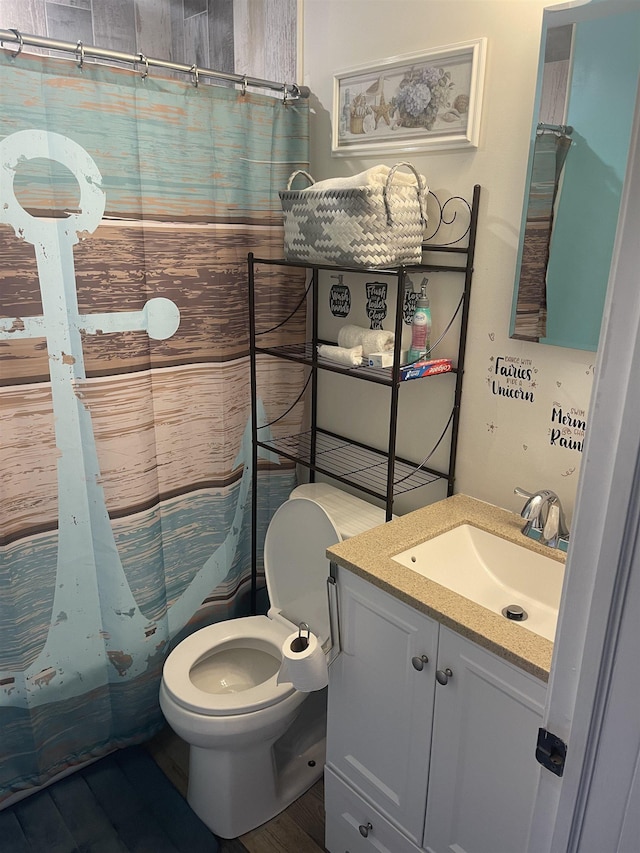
[317,344,363,367]
[302,164,426,192]
[337,324,394,356]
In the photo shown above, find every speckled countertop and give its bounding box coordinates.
[327,494,566,682]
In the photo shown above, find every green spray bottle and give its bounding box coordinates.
[408,279,431,362]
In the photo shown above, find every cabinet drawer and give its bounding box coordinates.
[325,766,422,853]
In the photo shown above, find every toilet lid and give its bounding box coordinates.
[264,497,342,646]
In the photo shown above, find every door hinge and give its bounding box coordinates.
[536,727,567,777]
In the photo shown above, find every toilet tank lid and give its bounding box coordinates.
[264,497,341,646]
[289,483,393,539]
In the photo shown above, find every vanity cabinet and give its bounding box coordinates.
[325,567,547,853]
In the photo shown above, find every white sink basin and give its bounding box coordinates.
[392,524,565,641]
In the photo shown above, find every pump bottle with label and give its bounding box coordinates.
[408,279,431,362]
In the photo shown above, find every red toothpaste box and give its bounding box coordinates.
[399,358,453,381]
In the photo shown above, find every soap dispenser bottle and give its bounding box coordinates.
[408,279,431,362]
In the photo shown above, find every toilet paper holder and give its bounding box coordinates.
[283,569,343,665]
[290,622,310,653]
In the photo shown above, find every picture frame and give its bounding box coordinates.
[331,39,487,156]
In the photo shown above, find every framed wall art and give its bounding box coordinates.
[332,39,487,156]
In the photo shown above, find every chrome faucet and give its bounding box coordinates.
[514,487,570,548]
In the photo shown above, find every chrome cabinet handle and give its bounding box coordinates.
[436,667,453,685]
[358,821,373,838]
[411,654,429,671]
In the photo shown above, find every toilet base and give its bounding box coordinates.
[187,690,327,839]
[188,735,325,839]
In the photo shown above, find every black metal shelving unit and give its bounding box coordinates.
[248,185,481,611]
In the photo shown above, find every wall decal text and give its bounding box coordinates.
[329,275,351,317]
[549,405,586,452]
[488,354,537,402]
[366,281,387,329]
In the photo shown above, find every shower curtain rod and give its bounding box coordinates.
[537,121,573,135]
[0,27,310,99]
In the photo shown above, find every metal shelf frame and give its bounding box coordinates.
[248,185,481,612]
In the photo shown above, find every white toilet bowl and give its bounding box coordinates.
[160,485,385,839]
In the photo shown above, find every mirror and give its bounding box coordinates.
[510,0,640,351]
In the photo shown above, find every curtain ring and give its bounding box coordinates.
[241,75,248,96]
[9,28,23,59]
[76,40,84,69]
[282,81,289,105]
[139,53,149,80]
[190,64,199,88]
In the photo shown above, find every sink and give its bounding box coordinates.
[392,524,565,641]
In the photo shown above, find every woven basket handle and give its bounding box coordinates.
[286,170,315,190]
[384,162,428,226]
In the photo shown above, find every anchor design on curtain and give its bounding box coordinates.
[0,130,272,709]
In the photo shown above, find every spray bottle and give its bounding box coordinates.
[408,278,431,363]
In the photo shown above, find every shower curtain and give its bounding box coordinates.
[513,131,571,341]
[0,49,308,801]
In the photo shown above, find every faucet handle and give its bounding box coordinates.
[542,502,561,548]
[514,487,534,499]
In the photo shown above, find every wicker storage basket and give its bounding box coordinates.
[279,162,428,268]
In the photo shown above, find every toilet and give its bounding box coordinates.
[159,483,388,839]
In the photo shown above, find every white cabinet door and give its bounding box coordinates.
[423,626,547,853]
[326,568,439,844]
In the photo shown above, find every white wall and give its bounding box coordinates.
[302,0,595,520]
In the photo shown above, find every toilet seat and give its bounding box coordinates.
[162,616,297,716]
[162,497,342,718]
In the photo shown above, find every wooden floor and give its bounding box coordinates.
[146,727,327,853]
